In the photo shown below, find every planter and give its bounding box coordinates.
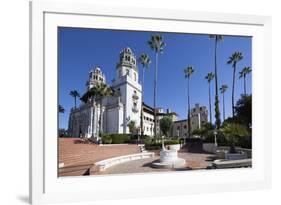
[225,151,247,160]
[203,143,217,153]
[168,144,181,151]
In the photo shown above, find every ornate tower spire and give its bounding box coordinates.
[87,66,106,90]
[116,47,138,82]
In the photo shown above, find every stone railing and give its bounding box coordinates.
[93,152,155,172]
[212,159,252,169]
[216,146,252,158]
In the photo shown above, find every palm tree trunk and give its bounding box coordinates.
[214,38,221,129]
[153,53,158,138]
[223,92,225,121]
[187,76,191,139]
[74,96,77,108]
[232,65,236,117]
[99,99,102,142]
[208,82,212,124]
[244,75,247,95]
[141,68,145,138]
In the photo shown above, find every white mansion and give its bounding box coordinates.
[68,47,208,141]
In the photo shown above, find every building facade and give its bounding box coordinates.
[172,103,208,138]
[67,47,207,141]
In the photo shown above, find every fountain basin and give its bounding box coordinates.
[152,149,186,169]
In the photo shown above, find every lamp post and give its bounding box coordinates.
[214,130,218,147]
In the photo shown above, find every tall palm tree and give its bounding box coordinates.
[138,53,151,138]
[239,66,252,95]
[219,84,228,121]
[209,35,223,129]
[69,90,80,109]
[58,104,65,113]
[148,35,165,138]
[87,83,113,140]
[205,72,215,124]
[184,66,195,139]
[227,52,243,117]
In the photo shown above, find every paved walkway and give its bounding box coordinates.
[59,138,216,176]
[101,151,215,175]
[59,138,140,177]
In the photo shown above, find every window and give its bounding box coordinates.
[134,72,137,81]
[177,126,180,130]
[184,125,187,129]
[126,69,129,75]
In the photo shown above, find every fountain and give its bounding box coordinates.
[152,137,186,168]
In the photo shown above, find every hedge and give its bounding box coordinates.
[145,139,180,150]
[101,134,131,144]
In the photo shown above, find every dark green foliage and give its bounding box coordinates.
[192,122,215,139]
[127,120,137,134]
[58,104,65,113]
[235,94,252,129]
[214,95,221,128]
[69,90,80,108]
[144,139,179,150]
[219,122,250,153]
[159,116,173,137]
[101,134,112,144]
[101,134,131,144]
[59,128,69,137]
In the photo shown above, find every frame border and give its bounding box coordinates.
[30,1,272,204]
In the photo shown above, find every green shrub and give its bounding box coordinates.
[237,135,252,149]
[110,134,131,144]
[164,139,180,145]
[101,133,131,144]
[101,134,112,144]
[145,142,162,150]
[203,135,215,143]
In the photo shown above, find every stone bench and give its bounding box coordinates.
[212,159,252,169]
[93,152,155,172]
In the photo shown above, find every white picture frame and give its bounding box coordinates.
[30,1,272,204]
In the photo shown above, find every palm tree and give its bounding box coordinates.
[184,66,195,139]
[209,35,223,129]
[87,83,113,141]
[138,53,151,138]
[148,35,165,138]
[219,122,249,153]
[227,52,243,117]
[58,104,65,113]
[69,90,80,109]
[205,72,215,124]
[239,66,252,95]
[220,84,228,121]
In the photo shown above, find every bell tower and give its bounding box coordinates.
[87,66,106,90]
[112,47,142,133]
[116,47,138,82]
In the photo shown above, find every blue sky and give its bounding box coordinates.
[58,27,252,129]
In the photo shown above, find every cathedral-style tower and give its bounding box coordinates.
[87,66,106,90]
[116,47,138,82]
[112,47,142,133]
